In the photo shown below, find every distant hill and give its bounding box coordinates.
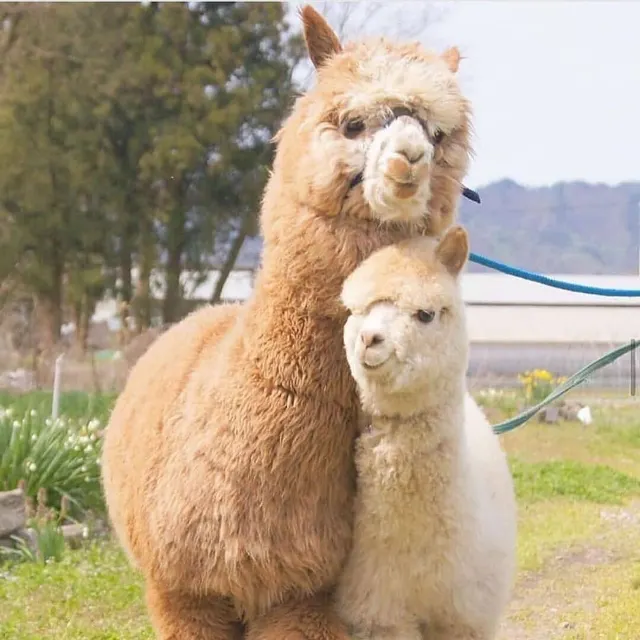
[221,180,640,275]
[459,179,640,274]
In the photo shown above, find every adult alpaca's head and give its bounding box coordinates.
[265,5,472,235]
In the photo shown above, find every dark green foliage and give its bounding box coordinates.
[0,2,301,342]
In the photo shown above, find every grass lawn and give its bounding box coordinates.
[497,401,640,640]
[1,392,640,639]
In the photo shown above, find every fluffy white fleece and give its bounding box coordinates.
[335,229,517,640]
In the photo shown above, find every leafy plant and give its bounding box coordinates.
[510,457,640,505]
[0,405,104,516]
[2,489,68,565]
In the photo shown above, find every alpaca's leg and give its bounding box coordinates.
[365,625,422,640]
[146,582,244,640]
[246,592,350,640]
[422,623,491,640]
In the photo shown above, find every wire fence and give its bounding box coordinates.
[466,250,640,394]
[467,341,637,392]
[2,251,640,416]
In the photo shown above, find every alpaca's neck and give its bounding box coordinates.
[355,380,468,545]
[243,195,424,394]
[256,192,426,314]
[242,206,367,400]
[366,376,466,450]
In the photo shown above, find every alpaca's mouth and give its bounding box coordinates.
[347,171,481,205]
[362,360,386,371]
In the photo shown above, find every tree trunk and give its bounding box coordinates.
[210,211,253,305]
[73,299,83,351]
[119,236,133,310]
[162,205,186,324]
[39,246,64,349]
[78,293,92,353]
[37,295,62,351]
[133,214,154,332]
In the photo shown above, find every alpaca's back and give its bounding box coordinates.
[461,392,518,620]
[101,303,242,567]
[463,391,517,526]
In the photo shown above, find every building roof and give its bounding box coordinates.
[136,267,640,307]
[461,273,640,306]
[210,235,640,307]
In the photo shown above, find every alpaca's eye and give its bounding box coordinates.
[433,129,445,145]
[416,309,435,324]
[342,118,366,138]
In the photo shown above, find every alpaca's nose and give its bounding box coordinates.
[398,147,425,164]
[361,330,384,348]
[393,115,427,164]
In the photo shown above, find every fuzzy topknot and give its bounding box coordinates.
[265,5,473,234]
[341,226,470,316]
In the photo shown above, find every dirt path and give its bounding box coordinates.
[498,501,640,640]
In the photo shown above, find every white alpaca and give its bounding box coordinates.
[335,226,517,640]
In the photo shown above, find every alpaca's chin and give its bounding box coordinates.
[371,205,428,226]
[364,182,431,226]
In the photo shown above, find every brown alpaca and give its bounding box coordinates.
[101,6,473,640]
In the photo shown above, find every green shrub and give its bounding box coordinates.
[5,519,67,566]
[510,457,640,505]
[0,405,104,516]
[2,490,70,566]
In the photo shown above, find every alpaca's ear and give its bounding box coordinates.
[441,46,462,73]
[435,225,469,276]
[300,5,342,69]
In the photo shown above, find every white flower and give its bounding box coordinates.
[30,409,38,417]
[81,465,88,473]
[12,420,20,429]
[31,434,37,442]
[28,462,37,472]
[85,445,93,453]
[82,526,89,539]
[88,418,101,431]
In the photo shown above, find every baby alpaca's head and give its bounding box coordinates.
[341,226,469,415]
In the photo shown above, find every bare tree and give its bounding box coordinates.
[317,1,441,41]
[293,1,445,90]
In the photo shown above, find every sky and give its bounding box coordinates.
[291,1,640,190]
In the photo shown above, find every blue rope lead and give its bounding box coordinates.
[469,252,640,297]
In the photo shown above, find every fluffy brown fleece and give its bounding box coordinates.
[100,6,473,640]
